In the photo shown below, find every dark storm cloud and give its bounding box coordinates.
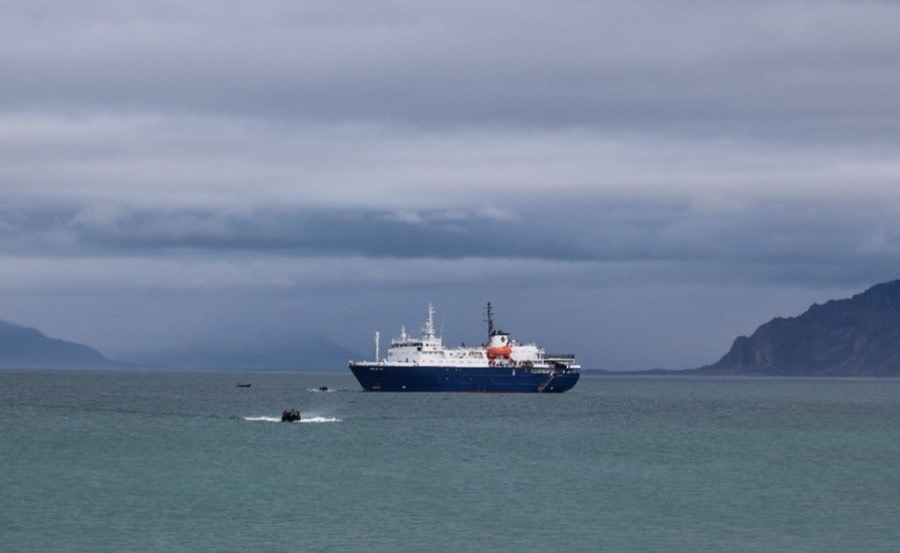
[3,199,898,290]
[67,206,589,260]
[3,203,586,260]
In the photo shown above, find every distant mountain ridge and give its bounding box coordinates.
[693,280,900,377]
[8,280,900,375]
[0,319,356,370]
[128,336,358,371]
[0,320,119,369]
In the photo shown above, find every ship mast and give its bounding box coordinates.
[422,303,436,339]
[485,301,495,338]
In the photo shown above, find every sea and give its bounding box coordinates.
[1,370,898,553]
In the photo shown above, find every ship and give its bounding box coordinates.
[348,303,580,393]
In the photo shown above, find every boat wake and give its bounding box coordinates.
[302,416,342,423]
[243,415,341,423]
[243,416,281,422]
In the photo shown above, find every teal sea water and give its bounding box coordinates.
[2,370,898,553]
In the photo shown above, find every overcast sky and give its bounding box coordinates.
[2,1,899,370]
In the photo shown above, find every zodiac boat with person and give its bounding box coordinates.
[348,303,580,393]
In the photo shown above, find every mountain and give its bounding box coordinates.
[125,334,359,371]
[0,320,120,369]
[693,280,900,377]
[0,317,358,371]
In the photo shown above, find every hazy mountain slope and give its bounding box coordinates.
[694,280,900,377]
[0,320,117,369]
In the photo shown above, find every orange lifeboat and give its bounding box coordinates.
[487,344,513,359]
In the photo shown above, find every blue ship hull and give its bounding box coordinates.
[349,363,579,393]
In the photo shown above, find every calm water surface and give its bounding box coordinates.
[1,370,898,552]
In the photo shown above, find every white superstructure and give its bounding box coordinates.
[364,303,580,370]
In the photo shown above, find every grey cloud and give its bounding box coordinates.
[2,2,899,142]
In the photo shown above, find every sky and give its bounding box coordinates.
[2,1,900,370]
